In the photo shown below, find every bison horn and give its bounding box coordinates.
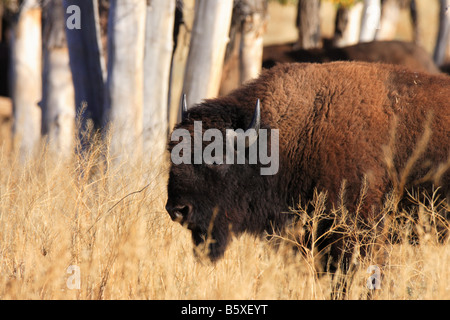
[244,99,261,148]
[181,93,188,121]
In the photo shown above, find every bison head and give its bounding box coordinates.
[166,95,283,261]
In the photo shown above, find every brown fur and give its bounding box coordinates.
[167,61,450,270]
[262,40,441,74]
[221,40,440,97]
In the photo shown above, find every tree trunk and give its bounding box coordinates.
[64,0,106,133]
[359,0,381,43]
[143,0,175,162]
[239,0,268,84]
[375,0,401,41]
[182,0,233,108]
[104,0,146,162]
[333,2,364,47]
[10,0,42,160]
[295,0,321,49]
[433,0,450,66]
[409,0,420,45]
[170,0,194,126]
[42,0,75,158]
[219,0,268,96]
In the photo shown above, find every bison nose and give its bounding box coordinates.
[165,203,193,223]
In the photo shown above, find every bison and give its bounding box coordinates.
[262,40,441,74]
[166,61,449,274]
[220,40,440,97]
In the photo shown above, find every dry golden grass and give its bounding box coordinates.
[0,131,449,300]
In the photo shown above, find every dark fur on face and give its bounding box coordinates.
[167,102,286,260]
[167,62,450,264]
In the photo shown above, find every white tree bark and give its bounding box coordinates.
[182,0,234,108]
[64,0,106,131]
[143,0,175,162]
[239,0,268,84]
[359,0,381,43]
[295,0,321,49]
[333,2,364,47]
[410,0,420,44]
[42,0,75,158]
[375,0,401,41]
[10,0,42,160]
[434,0,450,66]
[105,0,146,162]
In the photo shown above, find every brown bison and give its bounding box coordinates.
[166,62,449,272]
[262,40,441,74]
[220,40,440,97]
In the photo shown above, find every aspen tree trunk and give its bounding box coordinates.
[104,0,146,162]
[434,0,450,66]
[10,0,42,160]
[64,0,106,131]
[143,0,175,162]
[168,0,186,126]
[182,0,233,108]
[359,0,381,43]
[219,0,267,96]
[333,2,364,47]
[375,0,401,41]
[239,0,268,84]
[295,0,321,49]
[410,0,420,44]
[42,0,75,158]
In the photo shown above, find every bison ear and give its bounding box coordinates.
[181,93,188,121]
[244,99,261,148]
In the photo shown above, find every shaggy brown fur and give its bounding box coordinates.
[167,62,450,271]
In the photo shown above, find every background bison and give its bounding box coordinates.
[167,61,450,273]
[220,40,441,96]
[262,40,441,74]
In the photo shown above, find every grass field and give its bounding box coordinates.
[0,136,448,300]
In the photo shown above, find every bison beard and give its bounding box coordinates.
[166,62,450,272]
